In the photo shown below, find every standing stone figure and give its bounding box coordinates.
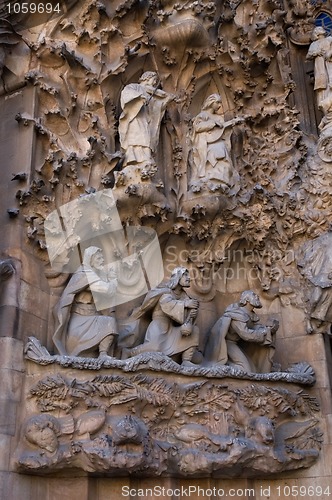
[124,267,200,367]
[118,71,174,170]
[297,230,332,334]
[307,27,332,108]
[205,290,278,373]
[53,246,118,358]
[190,93,242,193]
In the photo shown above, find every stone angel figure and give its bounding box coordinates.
[307,26,332,108]
[190,93,243,193]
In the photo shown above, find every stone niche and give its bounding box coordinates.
[2,0,332,490]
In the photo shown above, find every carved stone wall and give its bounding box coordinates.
[0,0,332,498]
[16,362,322,478]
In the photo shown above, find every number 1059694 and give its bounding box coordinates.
[6,2,61,14]
[276,485,331,497]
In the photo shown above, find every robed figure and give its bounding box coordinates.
[53,247,118,358]
[122,267,200,367]
[118,71,174,169]
[307,27,332,107]
[297,230,332,333]
[205,290,278,373]
[190,94,242,193]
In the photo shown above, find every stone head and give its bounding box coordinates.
[239,290,262,309]
[168,266,190,289]
[202,93,222,112]
[139,71,159,88]
[311,26,327,41]
[83,246,104,270]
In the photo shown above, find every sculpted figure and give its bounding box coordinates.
[307,27,332,108]
[118,71,174,170]
[19,414,75,470]
[190,94,242,193]
[297,230,332,334]
[24,414,60,454]
[124,267,200,367]
[24,414,61,465]
[205,290,278,373]
[53,246,118,359]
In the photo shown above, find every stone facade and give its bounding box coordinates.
[0,0,332,498]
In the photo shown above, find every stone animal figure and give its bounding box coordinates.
[24,414,61,454]
[112,415,149,448]
[75,409,106,440]
[233,401,275,446]
[174,423,232,451]
[246,416,275,446]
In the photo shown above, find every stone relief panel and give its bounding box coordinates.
[16,367,322,477]
[4,0,331,480]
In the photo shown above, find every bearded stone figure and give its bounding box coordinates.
[205,290,278,373]
[118,71,174,171]
[53,247,118,359]
[123,267,201,367]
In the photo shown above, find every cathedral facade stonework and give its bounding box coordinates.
[0,0,332,498]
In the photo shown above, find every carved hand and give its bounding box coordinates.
[185,299,199,309]
[107,269,117,281]
[270,319,279,333]
[174,92,186,104]
[188,309,198,320]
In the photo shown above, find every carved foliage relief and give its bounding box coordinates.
[11,0,327,269]
[16,368,322,477]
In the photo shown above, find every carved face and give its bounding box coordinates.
[312,26,326,41]
[248,416,275,445]
[36,427,59,453]
[91,250,105,270]
[148,75,158,87]
[179,270,190,288]
[141,74,158,88]
[249,292,262,308]
[211,99,221,112]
